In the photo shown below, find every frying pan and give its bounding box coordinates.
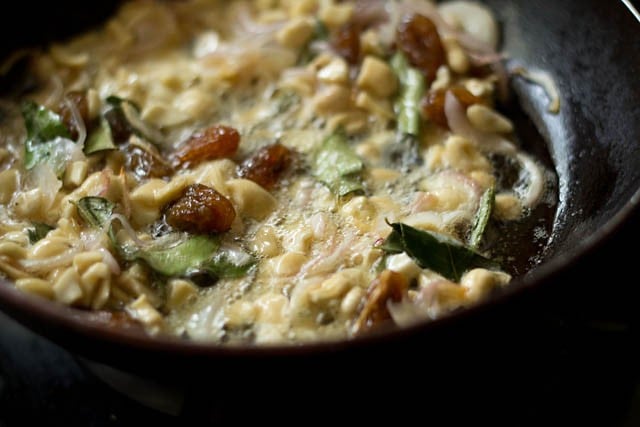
[0,0,639,389]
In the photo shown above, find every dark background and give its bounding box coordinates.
[2,1,640,425]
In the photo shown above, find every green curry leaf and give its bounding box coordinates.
[74,196,255,281]
[76,197,115,229]
[22,101,73,172]
[312,132,364,196]
[203,246,257,279]
[391,52,425,138]
[381,222,499,282]
[84,118,116,155]
[469,186,495,249]
[22,101,71,144]
[136,235,221,277]
[27,223,54,244]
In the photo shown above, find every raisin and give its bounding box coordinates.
[396,14,445,84]
[421,86,484,128]
[173,125,240,168]
[237,143,292,189]
[165,184,236,234]
[104,108,133,144]
[332,22,361,65]
[354,270,408,333]
[59,91,90,139]
[125,145,174,179]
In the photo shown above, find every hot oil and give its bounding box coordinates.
[484,101,559,277]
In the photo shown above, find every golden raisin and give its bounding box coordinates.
[237,143,292,190]
[165,184,236,234]
[59,91,90,139]
[396,14,445,84]
[125,145,174,179]
[332,22,361,65]
[354,270,408,333]
[173,125,240,168]
[421,87,484,128]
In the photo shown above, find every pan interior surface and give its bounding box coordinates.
[0,0,639,364]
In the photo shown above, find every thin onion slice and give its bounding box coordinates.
[512,67,561,114]
[515,153,545,209]
[20,247,81,273]
[444,91,516,154]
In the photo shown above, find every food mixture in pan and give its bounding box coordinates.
[0,0,555,344]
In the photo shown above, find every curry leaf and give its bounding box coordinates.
[22,101,71,144]
[381,222,499,282]
[84,118,116,155]
[136,235,221,277]
[469,186,495,249]
[22,101,72,171]
[391,52,425,138]
[312,132,364,196]
[76,197,115,228]
[379,227,404,254]
[132,236,257,281]
[105,96,141,111]
[203,246,257,279]
[73,196,255,280]
[25,139,77,176]
[27,223,54,244]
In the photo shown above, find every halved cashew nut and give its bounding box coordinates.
[438,1,500,49]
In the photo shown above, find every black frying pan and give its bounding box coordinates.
[0,0,639,392]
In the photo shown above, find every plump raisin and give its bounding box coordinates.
[59,91,90,139]
[125,145,174,179]
[104,108,133,144]
[396,14,445,84]
[237,143,292,189]
[332,22,361,65]
[165,184,236,234]
[421,86,484,128]
[173,125,240,168]
[354,270,408,333]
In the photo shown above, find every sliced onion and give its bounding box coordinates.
[106,213,148,248]
[80,229,122,275]
[444,91,516,154]
[300,234,360,278]
[44,75,64,109]
[20,247,81,273]
[512,67,561,114]
[402,210,467,232]
[98,247,121,275]
[26,163,62,210]
[515,153,545,209]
